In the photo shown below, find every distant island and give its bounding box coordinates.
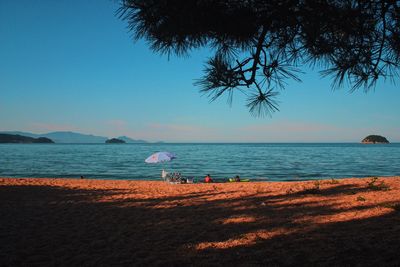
[105,138,126,144]
[361,135,389,144]
[0,133,54,143]
[0,131,158,143]
[116,136,147,143]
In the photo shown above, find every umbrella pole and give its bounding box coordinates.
[161,162,169,181]
[161,164,166,181]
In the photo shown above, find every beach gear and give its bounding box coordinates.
[145,152,176,163]
[228,178,250,182]
[145,151,177,182]
[164,173,187,184]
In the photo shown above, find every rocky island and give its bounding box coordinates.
[0,134,54,143]
[361,135,389,144]
[105,138,126,144]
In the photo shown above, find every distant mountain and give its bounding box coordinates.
[0,131,154,143]
[117,136,147,143]
[0,134,54,143]
[0,131,107,143]
[0,131,40,138]
[43,132,107,143]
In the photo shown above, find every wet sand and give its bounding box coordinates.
[1,176,400,266]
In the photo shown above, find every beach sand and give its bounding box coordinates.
[1,176,400,266]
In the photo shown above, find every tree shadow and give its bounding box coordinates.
[0,182,399,266]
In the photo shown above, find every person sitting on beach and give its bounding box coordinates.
[204,174,213,183]
[234,175,241,182]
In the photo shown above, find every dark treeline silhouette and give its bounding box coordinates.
[361,134,390,143]
[0,133,54,143]
[118,0,400,116]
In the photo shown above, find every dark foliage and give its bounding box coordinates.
[33,137,54,143]
[118,0,400,116]
[0,134,54,143]
[105,138,126,144]
[367,177,391,190]
[361,135,390,143]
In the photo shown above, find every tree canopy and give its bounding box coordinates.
[118,0,400,116]
[361,135,390,143]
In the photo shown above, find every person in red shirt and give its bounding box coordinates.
[204,174,213,183]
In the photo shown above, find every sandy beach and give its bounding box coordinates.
[1,176,400,266]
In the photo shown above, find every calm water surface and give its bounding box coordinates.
[0,143,399,181]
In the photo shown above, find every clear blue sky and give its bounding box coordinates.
[1,0,399,142]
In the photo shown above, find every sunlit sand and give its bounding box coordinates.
[1,177,399,266]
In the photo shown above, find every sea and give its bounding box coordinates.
[0,143,399,181]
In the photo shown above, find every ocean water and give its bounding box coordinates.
[0,143,399,181]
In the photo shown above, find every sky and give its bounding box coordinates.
[1,0,399,142]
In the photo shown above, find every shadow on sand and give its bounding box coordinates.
[0,182,399,266]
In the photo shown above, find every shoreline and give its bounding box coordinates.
[1,176,400,265]
[1,176,400,190]
[1,175,399,182]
